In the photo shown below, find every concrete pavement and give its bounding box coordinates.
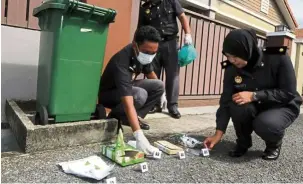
[1,106,303,183]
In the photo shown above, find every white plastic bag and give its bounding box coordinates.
[179,134,202,148]
[58,155,114,180]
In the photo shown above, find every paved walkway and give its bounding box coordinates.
[1,106,303,183]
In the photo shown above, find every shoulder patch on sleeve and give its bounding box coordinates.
[221,60,232,69]
[262,46,287,55]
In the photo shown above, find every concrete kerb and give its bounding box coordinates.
[5,100,118,153]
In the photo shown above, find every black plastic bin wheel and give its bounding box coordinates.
[35,105,49,125]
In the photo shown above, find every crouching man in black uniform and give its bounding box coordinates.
[204,29,302,160]
[98,26,163,155]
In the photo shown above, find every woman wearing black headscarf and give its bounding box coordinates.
[203,29,302,160]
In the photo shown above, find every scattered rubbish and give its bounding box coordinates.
[101,129,145,167]
[154,140,184,155]
[58,155,114,180]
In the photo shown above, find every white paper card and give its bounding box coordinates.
[106,177,117,184]
[201,148,210,156]
[178,151,186,159]
[140,162,148,173]
[153,150,162,159]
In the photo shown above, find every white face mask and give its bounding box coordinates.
[135,43,156,65]
[137,52,156,65]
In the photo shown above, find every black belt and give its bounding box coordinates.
[161,35,177,42]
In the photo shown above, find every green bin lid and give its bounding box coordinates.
[33,0,116,23]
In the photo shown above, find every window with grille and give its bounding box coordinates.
[260,0,269,14]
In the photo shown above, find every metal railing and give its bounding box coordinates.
[1,0,44,30]
[1,0,88,30]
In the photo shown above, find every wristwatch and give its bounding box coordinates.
[252,92,258,101]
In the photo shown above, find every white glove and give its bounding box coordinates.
[184,34,192,45]
[133,129,159,155]
[160,92,167,110]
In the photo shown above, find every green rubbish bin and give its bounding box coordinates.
[33,0,116,125]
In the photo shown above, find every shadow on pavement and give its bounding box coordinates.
[1,129,23,154]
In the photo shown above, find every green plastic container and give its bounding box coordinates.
[33,0,116,124]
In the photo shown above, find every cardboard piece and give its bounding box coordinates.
[154,140,184,155]
[101,129,145,167]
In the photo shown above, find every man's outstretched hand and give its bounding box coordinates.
[203,130,224,150]
[134,129,159,155]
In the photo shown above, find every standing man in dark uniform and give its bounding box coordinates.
[204,29,302,160]
[98,26,163,155]
[138,0,192,119]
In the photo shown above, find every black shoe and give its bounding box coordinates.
[149,106,162,114]
[229,145,248,157]
[168,108,181,119]
[262,146,281,160]
[108,113,150,130]
[138,118,150,130]
[94,104,107,119]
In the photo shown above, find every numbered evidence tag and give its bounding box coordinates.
[178,151,186,159]
[201,148,210,157]
[140,162,149,173]
[153,150,162,159]
[106,177,117,184]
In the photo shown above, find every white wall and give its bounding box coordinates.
[1,26,40,122]
[291,38,297,66]
[295,41,303,95]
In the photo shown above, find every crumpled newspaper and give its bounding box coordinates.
[58,155,114,180]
